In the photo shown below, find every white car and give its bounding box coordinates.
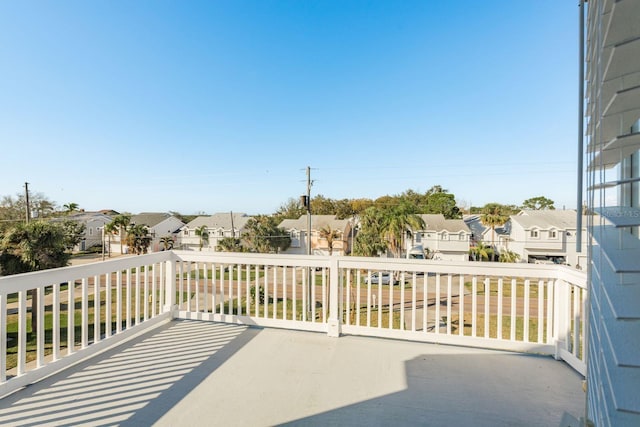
[365,272,397,285]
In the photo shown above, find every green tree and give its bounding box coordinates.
[195,225,209,251]
[0,221,71,333]
[216,237,243,252]
[522,196,555,210]
[310,195,336,215]
[480,203,510,261]
[274,198,306,221]
[125,224,152,255]
[109,214,131,254]
[242,215,290,253]
[353,207,388,257]
[319,225,341,255]
[60,219,86,251]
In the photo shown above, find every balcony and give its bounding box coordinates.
[0,251,587,425]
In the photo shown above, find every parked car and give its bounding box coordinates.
[364,272,398,285]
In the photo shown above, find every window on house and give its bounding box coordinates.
[530,230,539,238]
[441,232,448,241]
[415,233,422,243]
[219,230,224,236]
[89,228,93,236]
[184,230,189,236]
[550,230,557,238]
[459,233,465,241]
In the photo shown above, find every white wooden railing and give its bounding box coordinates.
[0,250,587,397]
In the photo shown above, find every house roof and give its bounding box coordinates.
[131,213,178,228]
[278,215,350,233]
[51,211,113,223]
[184,213,251,230]
[511,210,584,230]
[417,214,470,233]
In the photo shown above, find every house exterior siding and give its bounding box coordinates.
[584,1,640,426]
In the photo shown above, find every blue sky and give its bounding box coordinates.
[0,1,580,215]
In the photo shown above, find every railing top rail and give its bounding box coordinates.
[0,250,587,295]
[174,251,587,286]
[0,252,173,295]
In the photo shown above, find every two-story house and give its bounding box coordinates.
[278,215,352,256]
[504,210,588,268]
[406,214,471,261]
[53,211,114,252]
[179,212,251,251]
[108,213,186,253]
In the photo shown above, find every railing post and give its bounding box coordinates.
[553,279,569,360]
[327,258,341,337]
[164,259,176,316]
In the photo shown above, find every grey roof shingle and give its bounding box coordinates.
[184,213,251,230]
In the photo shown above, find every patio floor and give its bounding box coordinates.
[0,320,585,426]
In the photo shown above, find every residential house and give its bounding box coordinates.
[52,211,114,252]
[179,212,251,251]
[406,214,471,261]
[111,213,185,253]
[278,215,352,256]
[504,210,587,268]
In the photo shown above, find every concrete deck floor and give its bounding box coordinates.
[0,320,585,426]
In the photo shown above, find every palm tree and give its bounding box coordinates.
[63,202,79,215]
[104,221,118,257]
[498,249,520,263]
[216,236,242,252]
[195,225,209,251]
[480,204,509,261]
[469,243,494,261]
[319,225,341,255]
[109,214,131,254]
[380,207,425,258]
[159,236,174,251]
[125,224,152,255]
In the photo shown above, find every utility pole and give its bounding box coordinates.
[24,182,31,223]
[306,166,312,256]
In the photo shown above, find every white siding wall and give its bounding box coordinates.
[585,1,640,426]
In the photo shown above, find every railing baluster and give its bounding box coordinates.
[126,269,131,329]
[95,275,101,343]
[212,263,217,314]
[195,262,200,312]
[135,267,140,325]
[144,265,149,321]
[0,293,6,383]
[18,290,26,375]
[178,261,184,311]
[292,266,297,321]
[52,283,60,360]
[221,264,227,315]
[483,278,490,338]
[524,279,531,342]
[366,271,371,328]
[186,262,191,312]
[510,278,517,341]
[263,266,268,319]
[82,277,88,348]
[237,264,242,317]
[497,278,503,340]
[546,280,554,344]
[116,272,122,333]
[435,274,441,334]
[471,276,477,337]
[538,280,544,343]
[573,287,580,355]
[458,274,465,336]
[37,286,44,367]
[203,263,209,313]
[410,271,416,331]
[356,270,361,327]
[422,272,427,332]
[377,272,383,328]
[273,266,278,320]
[229,265,234,316]
[446,274,452,335]
[255,265,260,318]
[322,268,327,323]
[283,266,288,320]
[105,275,111,339]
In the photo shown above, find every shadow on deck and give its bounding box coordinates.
[0,320,584,426]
